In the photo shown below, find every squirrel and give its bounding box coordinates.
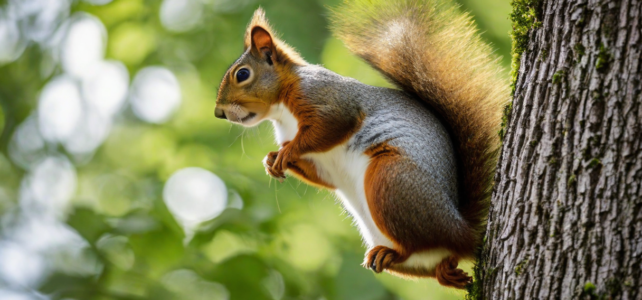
[214,0,507,289]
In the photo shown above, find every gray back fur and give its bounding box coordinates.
[296,65,462,225]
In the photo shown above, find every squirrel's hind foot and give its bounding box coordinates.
[435,256,472,289]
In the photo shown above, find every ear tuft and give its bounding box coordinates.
[242,7,306,66]
[244,8,271,50]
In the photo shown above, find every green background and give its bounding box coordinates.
[0,0,510,299]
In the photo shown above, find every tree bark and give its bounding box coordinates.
[478,0,642,299]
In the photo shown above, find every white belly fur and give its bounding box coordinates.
[267,104,450,272]
[303,145,393,249]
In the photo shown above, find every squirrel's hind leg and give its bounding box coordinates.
[370,252,471,289]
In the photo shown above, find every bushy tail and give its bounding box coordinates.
[331,0,508,240]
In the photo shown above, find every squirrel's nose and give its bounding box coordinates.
[215,108,227,119]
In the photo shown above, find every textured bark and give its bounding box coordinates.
[479,0,642,299]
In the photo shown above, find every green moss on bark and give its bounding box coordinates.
[509,0,543,93]
[596,43,612,72]
[471,1,545,299]
[498,101,513,140]
[588,158,602,169]
[574,43,586,58]
[498,0,544,142]
[466,249,485,300]
[552,70,566,84]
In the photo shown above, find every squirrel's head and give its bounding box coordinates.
[215,8,305,127]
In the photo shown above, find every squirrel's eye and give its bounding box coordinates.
[236,68,251,83]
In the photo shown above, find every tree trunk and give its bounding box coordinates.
[478,0,642,299]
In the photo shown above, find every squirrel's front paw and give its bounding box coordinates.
[263,151,286,180]
[272,145,295,175]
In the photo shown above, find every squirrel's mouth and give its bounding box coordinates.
[240,112,256,123]
[215,103,264,127]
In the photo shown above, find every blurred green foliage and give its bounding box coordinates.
[0,0,510,299]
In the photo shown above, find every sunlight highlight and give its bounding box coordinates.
[37,75,82,144]
[163,167,228,238]
[61,14,106,78]
[160,0,203,32]
[130,66,182,124]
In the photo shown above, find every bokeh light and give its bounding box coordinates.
[11,0,71,43]
[63,105,112,155]
[0,14,26,64]
[81,60,129,119]
[37,75,83,144]
[0,241,47,288]
[130,66,182,124]
[160,0,203,32]
[163,167,227,231]
[60,14,106,79]
[8,115,47,170]
[19,155,76,218]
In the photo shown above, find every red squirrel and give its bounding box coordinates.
[214,0,507,289]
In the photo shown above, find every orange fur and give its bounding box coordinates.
[271,74,365,176]
[363,143,402,243]
[332,0,508,257]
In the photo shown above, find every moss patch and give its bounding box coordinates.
[466,253,485,300]
[596,43,612,72]
[509,0,543,93]
[588,158,602,169]
[499,0,543,141]
[514,258,529,275]
[574,43,586,58]
[567,174,576,187]
[582,282,597,297]
[552,70,566,84]
[466,229,493,300]
[548,157,558,165]
[499,100,514,140]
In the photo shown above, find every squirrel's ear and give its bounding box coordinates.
[250,26,277,65]
[244,8,278,65]
[243,8,305,66]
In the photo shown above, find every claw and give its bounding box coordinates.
[364,246,400,274]
[264,151,286,180]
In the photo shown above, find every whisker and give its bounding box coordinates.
[274,181,282,214]
[240,128,247,157]
[229,127,244,147]
[287,178,302,199]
